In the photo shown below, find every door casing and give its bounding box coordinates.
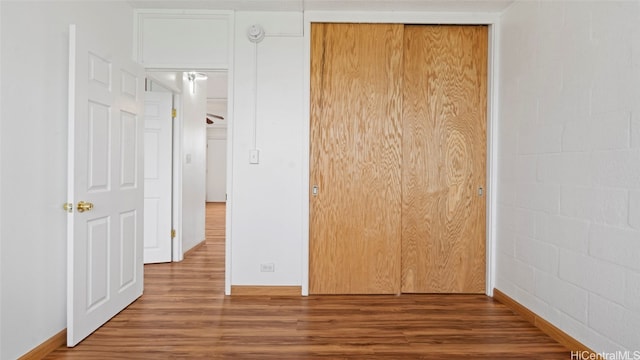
[301,11,501,296]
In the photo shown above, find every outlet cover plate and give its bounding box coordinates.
[260,263,275,272]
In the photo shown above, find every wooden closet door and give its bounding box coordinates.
[401,25,488,293]
[309,23,404,294]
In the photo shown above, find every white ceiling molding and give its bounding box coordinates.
[128,0,512,13]
[303,0,512,12]
[129,0,304,11]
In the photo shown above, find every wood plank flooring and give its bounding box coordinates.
[45,203,571,359]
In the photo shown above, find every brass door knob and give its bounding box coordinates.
[77,201,94,213]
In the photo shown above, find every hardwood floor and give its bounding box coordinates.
[45,202,571,359]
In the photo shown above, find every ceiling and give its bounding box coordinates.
[129,0,513,12]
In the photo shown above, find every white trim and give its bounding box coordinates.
[134,9,234,69]
[301,18,312,296]
[303,10,500,24]
[224,12,236,296]
[172,94,184,262]
[135,9,235,15]
[142,63,230,70]
[133,9,234,288]
[301,11,500,297]
[486,22,500,297]
[66,24,77,343]
[0,2,3,347]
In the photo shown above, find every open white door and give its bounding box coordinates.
[66,24,145,346]
[143,92,173,263]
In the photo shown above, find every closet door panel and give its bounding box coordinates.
[401,25,488,293]
[309,23,404,294]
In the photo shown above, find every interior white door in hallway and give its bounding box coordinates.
[66,24,145,346]
[143,92,173,263]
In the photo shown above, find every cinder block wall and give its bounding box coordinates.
[496,0,640,353]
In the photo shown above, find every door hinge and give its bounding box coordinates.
[172,108,177,118]
[171,229,176,239]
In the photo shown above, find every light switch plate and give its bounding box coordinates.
[249,149,260,164]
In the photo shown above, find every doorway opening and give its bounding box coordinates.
[143,70,228,266]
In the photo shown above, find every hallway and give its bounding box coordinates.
[44,203,570,359]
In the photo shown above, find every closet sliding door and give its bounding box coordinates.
[310,23,487,294]
[309,23,404,294]
[401,25,487,293]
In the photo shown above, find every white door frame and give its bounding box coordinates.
[172,93,184,262]
[141,72,231,264]
[136,11,235,294]
[300,11,502,296]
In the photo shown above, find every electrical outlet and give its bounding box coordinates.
[260,263,275,272]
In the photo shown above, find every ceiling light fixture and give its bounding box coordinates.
[187,72,208,94]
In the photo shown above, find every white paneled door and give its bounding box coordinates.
[66,24,145,346]
[143,92,173,263]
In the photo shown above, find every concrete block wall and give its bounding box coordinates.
[496,0,640,353]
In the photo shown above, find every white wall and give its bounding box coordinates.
[206,127,227,202]
[206,99,227,203]
[207,99,227,121]
[496,0,640,353]
[0,1,4,354]
[230,12,304,286]
[180,73,208,252]
[0,2,135,359]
